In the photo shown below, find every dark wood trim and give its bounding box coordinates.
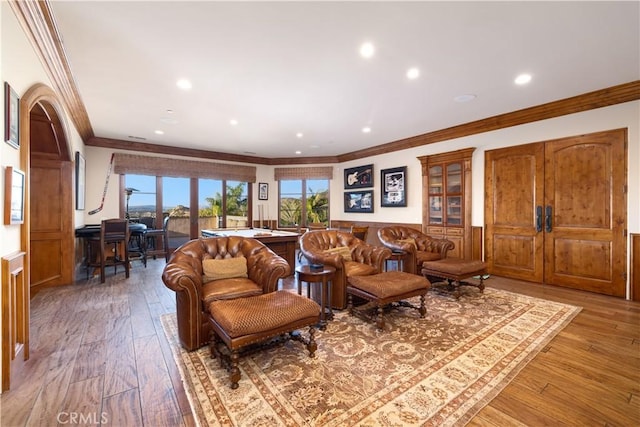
[89,82,639,165]
[338,81,640,162]
[472,226,483,261]
[631,233,640,302]
[15,1,640,164]
[10,0,94,141]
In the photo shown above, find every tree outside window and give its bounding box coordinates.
[279,179,329,228]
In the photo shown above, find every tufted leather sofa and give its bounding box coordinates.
[378,226,455,275]
[299,230,391,309]
[162,236,291,351]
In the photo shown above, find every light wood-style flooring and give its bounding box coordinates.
[1,257,638,426]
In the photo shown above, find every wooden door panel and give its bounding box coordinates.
[492,234,537,273]
[551,237,611,281]
[544,129,626,296]
[485,142,544,282]
[30,159,73,290]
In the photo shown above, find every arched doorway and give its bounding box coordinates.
[19,83,74,294]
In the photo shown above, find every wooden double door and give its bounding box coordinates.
[485,129,627,297]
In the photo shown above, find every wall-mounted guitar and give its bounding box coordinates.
[347,168,372,186]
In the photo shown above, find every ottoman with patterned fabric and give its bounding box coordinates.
[207,290,321,389]
[421,258,487,299]
[346,271,431,330]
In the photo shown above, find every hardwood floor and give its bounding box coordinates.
[1,257,638,426]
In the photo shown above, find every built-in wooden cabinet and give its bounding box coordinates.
[418,148,474,259]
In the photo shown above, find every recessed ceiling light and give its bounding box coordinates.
[454,94,477,103]
[154,130,164,135]
[362,127,371,133]
[230,119,238,126]
[295,150,302,155]
[515,73,532,85]
[296,132,303,138]
[176,78,192,90]
[359,42,375,58]
[406,67,420,80]
[166,109,174,114]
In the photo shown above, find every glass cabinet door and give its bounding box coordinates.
[446,195,462,225]
[446,163,461,193]
[429,196,443,224]
[428,166,443,224]
[428,166,442,194]
[445,163,462,226]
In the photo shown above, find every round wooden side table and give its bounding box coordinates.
[385,250,407,272]
[295,264,336,328]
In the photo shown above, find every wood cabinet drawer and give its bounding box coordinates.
[426,227,444,235]
[445,228,464,236]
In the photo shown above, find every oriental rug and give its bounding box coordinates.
[161,287,580,426]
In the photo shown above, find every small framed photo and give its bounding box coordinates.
[4,166,25,225]
[258,182,269,200]
[4,82,20,149]
[344,164,373,189]
[75,152,86,210]
[344,190,374,213]
[381,166,407,207]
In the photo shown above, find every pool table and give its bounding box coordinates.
[201,228,300,273]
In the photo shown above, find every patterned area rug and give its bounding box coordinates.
[161,287,580,426]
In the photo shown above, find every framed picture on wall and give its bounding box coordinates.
[344,190,374,213]
[258,182,269,200]
[4,166,25,225]
[381,166,407,207]
[4,82,20,149]
[344,164,373,189]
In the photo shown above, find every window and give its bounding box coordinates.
[226,181,248,228]
[121,174,251,236]
[198,178,223,232]
[124,174,157,223]
[278,179,329,228]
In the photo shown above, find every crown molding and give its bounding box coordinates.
[12,1,639,164]
[9,0,94,142]
[337,80,640,162]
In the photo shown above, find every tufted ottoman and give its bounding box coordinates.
[346,271,431,330]
[421,258,487,299]
[207,290,321,389]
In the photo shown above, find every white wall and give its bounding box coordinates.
[85,102,639,261]
[330,101,639,231]
[0,2,86,391]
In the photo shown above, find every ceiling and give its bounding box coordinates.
[48,1,639,159]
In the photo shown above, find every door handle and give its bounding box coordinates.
[535,206,543,232]
[545,205,552,232]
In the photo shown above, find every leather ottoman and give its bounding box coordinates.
[421,258,487,299]
[346,271,431,330]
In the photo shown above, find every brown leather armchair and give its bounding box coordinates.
[378,226,455,274]
[162,236,291,351]
[299,230,391,309]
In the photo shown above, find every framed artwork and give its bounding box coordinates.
[75,152,86,210]
[258,182,269,200]
[4,166,25,225]
[4,82,20,149]
[344,164,373,189]
[344,190,374,213]
[381,166,407,207]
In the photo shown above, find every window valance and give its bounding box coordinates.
[274,166,333,180]
[113,153,256,182]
